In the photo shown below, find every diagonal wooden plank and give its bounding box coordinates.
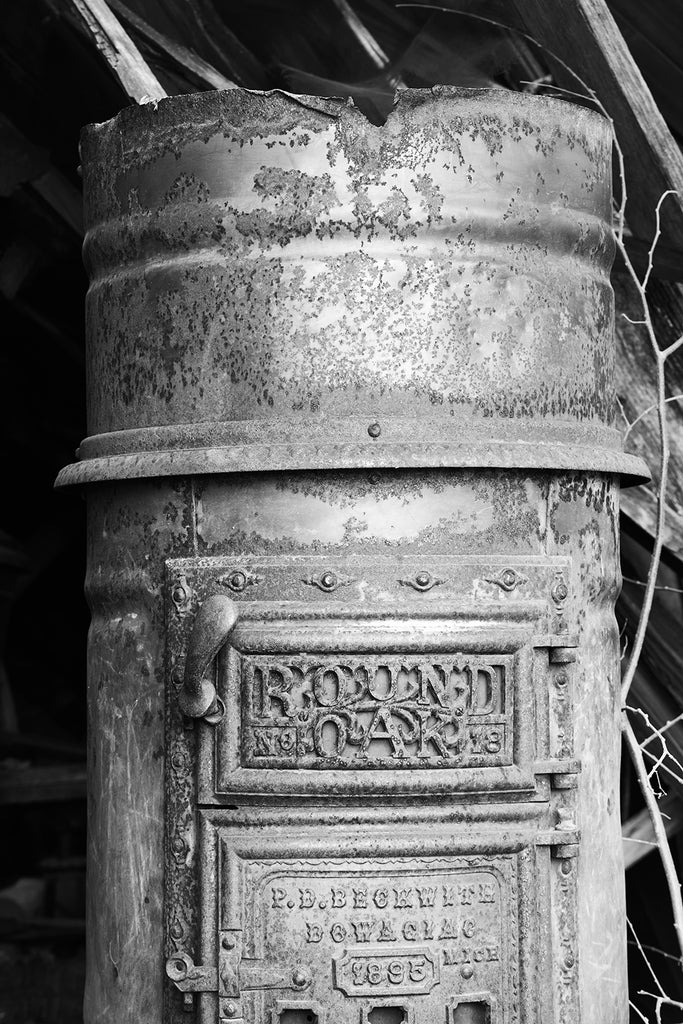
[623,792,683,869]
[513,0,683,251]
[67,0,166,103]
[107,0,236,92]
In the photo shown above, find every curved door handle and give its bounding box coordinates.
[178,594,238,721]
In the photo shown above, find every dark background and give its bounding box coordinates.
[1,1,683,1019]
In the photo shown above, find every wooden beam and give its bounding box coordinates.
[67,0,166,103]
[0,113,83,235]
[618,235,683,284]
[107,0,236,92]
[0,763,86,804]
[514,0,683,251]
[623,791,683,869]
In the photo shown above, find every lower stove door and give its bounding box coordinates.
[171,806,575,1024]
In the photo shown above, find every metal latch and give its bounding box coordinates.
[177,594,239,723]
[166,934,312,1010]
[166,952,218,1011]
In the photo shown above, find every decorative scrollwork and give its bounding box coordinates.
[398,571,447,592]
[170,573,193,615]
[482,567,528,592]
[551,572,570,605]
[218,569,263,593]
[301,571,357,593]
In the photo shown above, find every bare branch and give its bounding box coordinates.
[624,714,683,964]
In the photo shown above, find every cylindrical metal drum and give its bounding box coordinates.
[58,87,648,1024]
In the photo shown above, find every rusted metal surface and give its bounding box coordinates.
[63,89,639,1023]
[58,86,646,487]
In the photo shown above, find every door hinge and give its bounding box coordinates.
[533,632,579,663]
[534,758,580,789]
[536,808,580,858]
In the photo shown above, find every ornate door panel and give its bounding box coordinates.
[165,555,579,1023]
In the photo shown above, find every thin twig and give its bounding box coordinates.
[623,574,683,594]
[619,190,680,706]
[624,714,683,964]
[628,916,667,997]
[622,394,683,442]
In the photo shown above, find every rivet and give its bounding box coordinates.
[368,421,381,438]
[320,571,337,591]
[223,1001,238,1017]
[415,571,431,588]
[561,860,573,876]
[171,836,185,854]
[221,934,236,950]
[555,672,569,687]
[502,569,517,587]
[552,580,569,602]
[172,586,187,605]
[170,922,183,939]
[461,964,474,979]
[292,967,310,988]
[564,953,575,969]
[229,571,247,592]
[171,751,186,770]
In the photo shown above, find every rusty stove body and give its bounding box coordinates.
[58,88,647,1024]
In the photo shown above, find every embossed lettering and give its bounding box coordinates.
[418,664,450,707]
[360,708,407,758]
[336,950,438,997]
[313,665,349,707]
[416,710,460,758]
[458,884,475,906]
[271,887,287,909]
[253,729,277,757]
[439,918,461,940]
[243,654,511,768]
[394,888,413,909]
[439,918,476,940]
[409,958,427,983]
[469,665,497,715]
[299,888,315,909]
[330,923,347,943]
[417,886,437,908]
[331,887,347,908]
[313,713,348,758]
[443,945,499,966]
[260,664,296,717]
[478,882,496,904]
[374,887,389,909]
[305,924,322,943]
[377,919,397,942]
[353,888,368,908]
[352,920,374,943]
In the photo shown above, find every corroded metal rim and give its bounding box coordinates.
[56,418,649,486]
